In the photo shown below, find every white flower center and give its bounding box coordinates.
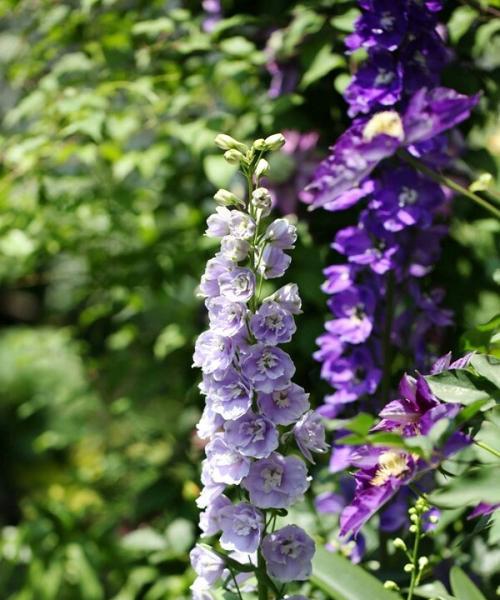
[375,69,394,86]
[258,351,278,372]
[380,11,395,29]
[362,111,404,142]
[281,538,302,559]
[398,187,418,206]
[371,451,409,486]
[274,390,290,408]
[262,466,283,492]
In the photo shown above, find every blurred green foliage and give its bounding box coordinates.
[0,0,499,598]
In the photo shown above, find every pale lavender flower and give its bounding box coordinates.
[229,211,256,240]
[205,206,232,238]
[224,411,279,459]
[219,502,264,553]
[241,344,295,393]
[258,246,292,279]
[197,401,224,440]
[242,453,309,508]
[199,256,234,298]
[206,296,246,336]
[220,236,250,262]
[266,283,302,314]
[293,410,329,463]
[250,301,296,345]
[190,544,225,585]
[199,494,231,537]
[258,383,310,425]
[205,436,251,485]
[261,525,315,582]
[264,218,297,249]
[219,267,256,302]
[193,331,235,374]
[190,577,214,600]
[204,368,252,420]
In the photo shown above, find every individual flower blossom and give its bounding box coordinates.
[224,411,279,459]
[250,301,296,345]
[242,453,309,509]
[467,503,500,520]
[205,436,251,485]
[321,264,355,295]
[264,218,297,249]
[251,187,273,216]
[258,245,292,279]
[220,235,250,262]
[219,502,264,553]
[197,402,224,440]
[193,331,235,374]
[241,344,295,393]
[202,368,252,420]
[202,0,222,33]
[206,296,246,337]
[190,544,225,585]
[258,383,310,425]
[200,494,232,537]
[293,410,329,463]
[206,206,232,237]
[199,256,234,298]
[261,525,315,582]
[218,266,256,302]
[266,283,302,314]
[229,211,256,240]
[326,286,376,344]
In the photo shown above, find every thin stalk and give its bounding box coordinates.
[398,151,500,219]
[474,440,500,459]
[381,272,395,407]
[257,552,269,600]
[407,521,421,600]
[228,567,244,600]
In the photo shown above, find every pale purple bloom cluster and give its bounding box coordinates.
[191,134,321,596]
[302,0,479,419]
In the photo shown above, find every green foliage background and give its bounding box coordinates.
[0,0,498,598]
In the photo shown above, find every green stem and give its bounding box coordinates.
[475,440,500,459]
[407,521,421,600]
[398,151,500,219]
[381,272,395,406]
[228,567,244,600]
[257,552,269,600]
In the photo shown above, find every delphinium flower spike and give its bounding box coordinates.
[302,0,479,422]
[191,133,326,599]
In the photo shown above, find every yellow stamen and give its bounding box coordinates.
[362,111,404,142]
[371,450,409,486]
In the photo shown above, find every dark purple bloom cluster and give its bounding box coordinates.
[302,0,479,418]
[338,367,471,537]
[191,134,326,597]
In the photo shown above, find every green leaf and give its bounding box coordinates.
[301,43,345,88]
[121,528,167,553]
[450,566,487,600]
[428,466,500,508]
[448,6,478,43]
[470,354,500,388]
[461,314,500,356]
[414,581,457,600]
[425,370,492,405]
[311,546,402,600]
[203,155,238,188]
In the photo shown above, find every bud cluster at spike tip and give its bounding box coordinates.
[190,133,326,599]
[300,0,479,420]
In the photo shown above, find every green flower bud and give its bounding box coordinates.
[418,556,429,570]
[214,188,243,207]
[404,563,415,573]
[224,149,244,164]
[255,158,270,178]
[264,133,286,151]
[214,134,247,154]
[253,138,267,151]
[383,581,400,591]
[469,172,493,193]
[393,538,407,551]
[409,524,418,533]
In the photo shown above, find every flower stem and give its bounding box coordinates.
[381,271,395,407]
[407,520,421,600]
[474,440,500,459]
[257,551,269,600]
[398,151,500,219]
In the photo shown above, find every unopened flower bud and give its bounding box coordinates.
[404,563,415,573]
[469,172,493,193]
[214,134,247,154]
[429,514,439,524]
[214,188,243,207]
[384,581,400,591]
[252,187,272,216]
[253,138,267,151]
[410,513,419,523]
[255,158,270,178]
[418,556,429,570]
[224,149,244,164]
[409,524,418,533]
[265,133,286,151]
[393,538,407,551]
